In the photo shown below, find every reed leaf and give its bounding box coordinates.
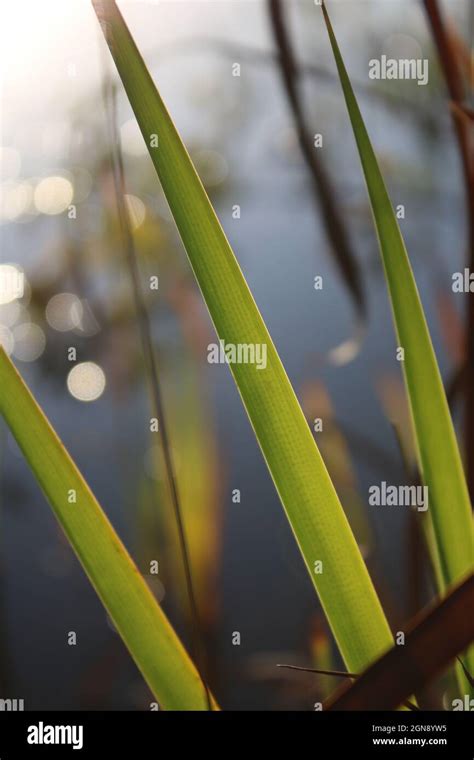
[321,3,473,592]
[321,0,473,689]
[92,0,393,675]
[0,347,217,710]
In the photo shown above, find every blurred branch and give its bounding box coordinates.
[268,0,365,318]
[325,573,474,710]
[423,0,474,498]
[451,102,474,123]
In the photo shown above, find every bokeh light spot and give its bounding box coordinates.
[193,149,228,188]
[67,361,106,402]
[0,264,25,305]
[120,119,147,156]
[124,194,146,230]
[12,323,46,362]
[46,292,83,332]
[0,325,14,355]
[0,181,33,221]
[34,175,74,215]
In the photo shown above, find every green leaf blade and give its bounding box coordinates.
[93,0,394,674]
[321,3,473,591]
[320,0,473,692]
[0,348,217,710]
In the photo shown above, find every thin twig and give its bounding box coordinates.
[277,663,358,678]
[100,57,212,711]
[276,664,419,710]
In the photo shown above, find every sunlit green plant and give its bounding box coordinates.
[320,1,473,691]
[91,0,395,679]
[0,0,472,711]
[0,348,217,710]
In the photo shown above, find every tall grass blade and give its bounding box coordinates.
[321,3,472,591]
[321,1,473,690]
[0,348,217,710]
[92,0,393,675]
